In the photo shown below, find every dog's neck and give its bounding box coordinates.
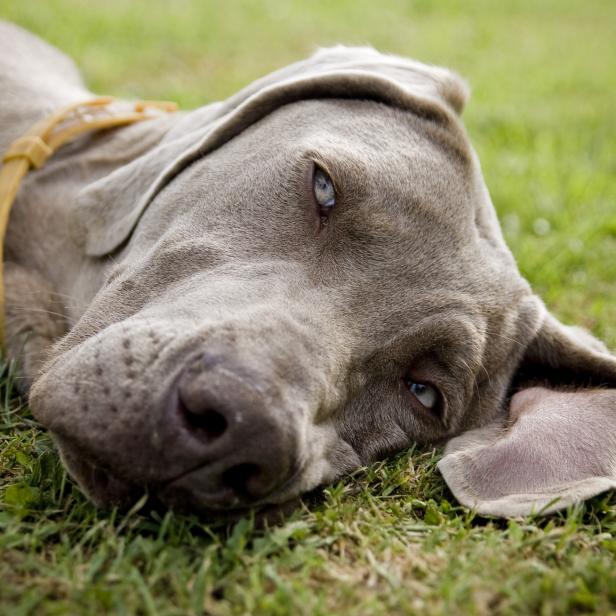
[0,23,185,328]
[3,117,178,324]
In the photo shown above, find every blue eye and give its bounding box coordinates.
[313,167,336,209]
[406,381,439,410]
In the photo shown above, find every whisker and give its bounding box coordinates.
[8,307,68,320]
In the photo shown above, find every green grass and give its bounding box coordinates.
[1,1,615,614]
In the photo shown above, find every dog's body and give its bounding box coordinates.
[0,24,179,381]
[2,21,615,517]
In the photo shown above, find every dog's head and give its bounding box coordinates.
[29,47,616,517]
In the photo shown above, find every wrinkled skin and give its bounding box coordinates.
[30,101,538,509]
[2,22,615,517]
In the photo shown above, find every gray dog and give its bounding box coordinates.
[1,22,615,518]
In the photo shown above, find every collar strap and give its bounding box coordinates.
[0,96,178,353]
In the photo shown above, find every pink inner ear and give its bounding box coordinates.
[509,386,550,420]
[502,387,614,486]
[438,386,616,517]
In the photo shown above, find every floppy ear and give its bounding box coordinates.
[70,46,469,257]
[438,312,616,517]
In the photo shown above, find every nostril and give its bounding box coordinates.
[178,397,228,440]
[222,463,261,499]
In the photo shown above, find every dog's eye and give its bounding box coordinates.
[313,167,336,211]
[405,380,439,410]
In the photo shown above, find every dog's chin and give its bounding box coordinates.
[59,446,144,509]
[59,446,300,524]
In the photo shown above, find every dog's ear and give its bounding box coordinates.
[70,46,469,257]
[438,311,616,517]
[223,46,470,116]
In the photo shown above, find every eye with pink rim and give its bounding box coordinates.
[312,166,336,224]
[403,378,440,410]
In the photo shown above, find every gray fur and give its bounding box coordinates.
[1,21,615,517]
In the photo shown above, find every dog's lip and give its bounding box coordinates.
[59,434,307,513]
[157,453,308,511]
[65,447,301,523]
[59,446,146,508]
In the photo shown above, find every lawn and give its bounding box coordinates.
[1,1,615,614]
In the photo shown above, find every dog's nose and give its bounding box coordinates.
[164,353,296,508]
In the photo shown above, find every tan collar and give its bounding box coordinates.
[0,97,177,352]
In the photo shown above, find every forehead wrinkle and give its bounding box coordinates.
[279,97,471,173]
[313,98,472,165]
[362,301,487,371]
[323,147,473,243]
[316,161,474,259]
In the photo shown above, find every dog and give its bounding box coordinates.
[1,21,615,518]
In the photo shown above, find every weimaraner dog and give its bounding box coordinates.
[1,22,615,518]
